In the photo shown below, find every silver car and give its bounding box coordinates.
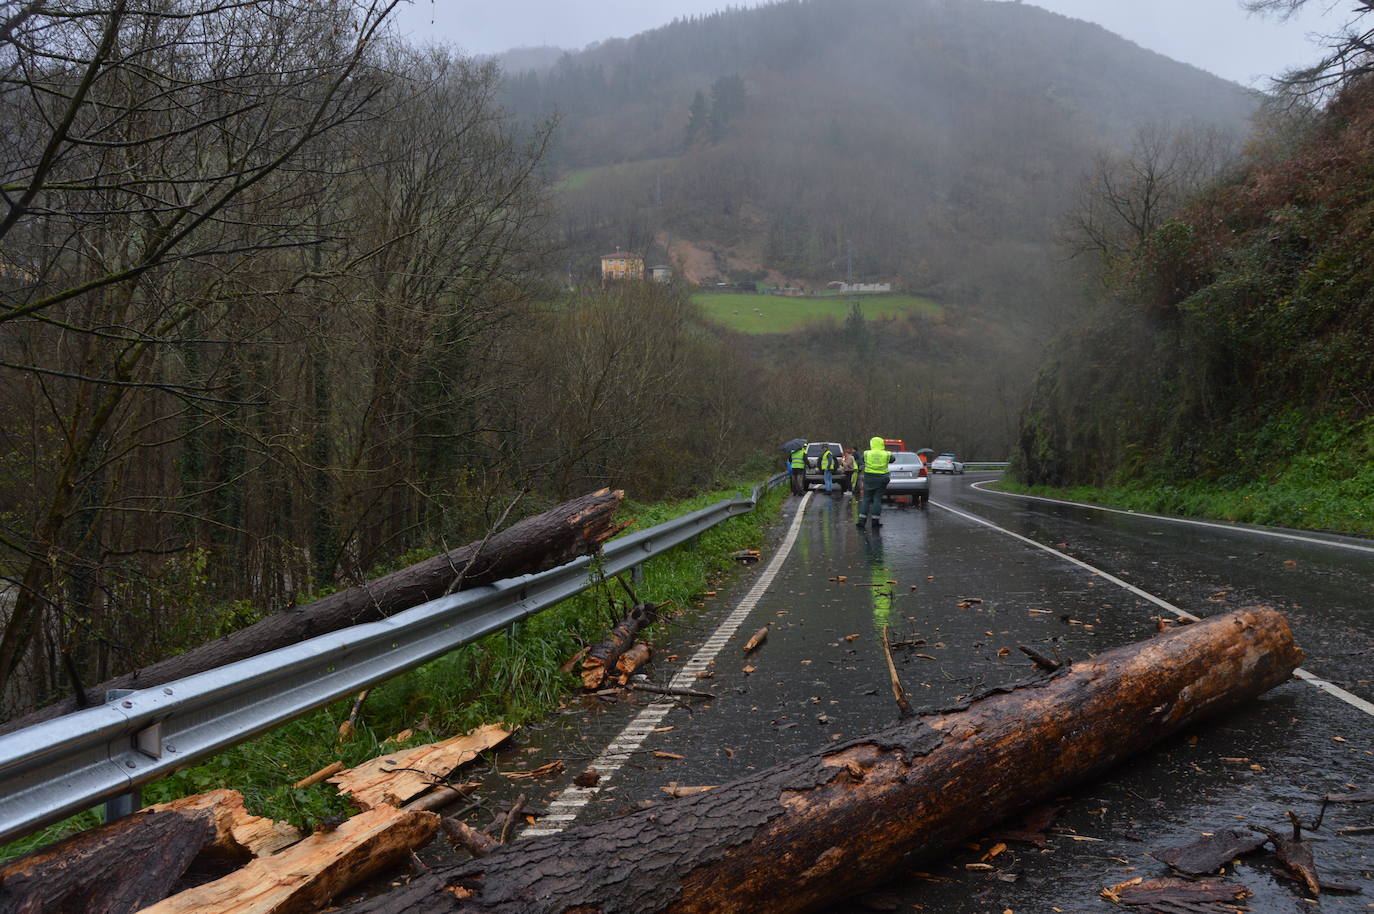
[930,453,964,474]
[883,452,929,507]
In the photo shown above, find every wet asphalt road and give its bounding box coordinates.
[421,474,1374,913]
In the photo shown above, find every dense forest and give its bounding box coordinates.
[0,2,769,716]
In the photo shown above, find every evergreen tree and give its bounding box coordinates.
[685,89,709,147]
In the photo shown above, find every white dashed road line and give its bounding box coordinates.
[521,492,813,837]
[932,499,1374,719]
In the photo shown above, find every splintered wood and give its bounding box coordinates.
[328,723,511,809]
[137,806,438,914]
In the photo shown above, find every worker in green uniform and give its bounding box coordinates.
[789,444,807,495]
[820,447,837,494]
[856,436,894,528]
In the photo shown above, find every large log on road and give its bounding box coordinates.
[3,490,624,733]
[338,606,1302,914]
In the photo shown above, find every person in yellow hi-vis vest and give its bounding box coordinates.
[789,444,807,495]
[856,436,894,528]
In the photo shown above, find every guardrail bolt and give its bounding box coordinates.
[121,700,133,708]
[125,760,136,768]
[163,688,173,695]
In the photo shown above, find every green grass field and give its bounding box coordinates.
[692,293,942,334]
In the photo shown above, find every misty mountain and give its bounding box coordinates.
[500,0,1257,309]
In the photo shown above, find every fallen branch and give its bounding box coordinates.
[334,606,1302,914]
[629,682,715,699]
[5,490,625,733]
[880,625,913,719]
[337,690,370,743]
[581,602,660,690]
[441,818,498,858]
[498,795,527,845]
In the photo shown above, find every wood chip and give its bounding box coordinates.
[660,783,715,798]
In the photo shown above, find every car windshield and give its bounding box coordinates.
[889,452,919,464]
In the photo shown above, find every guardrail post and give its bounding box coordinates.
[103,689,141,823]
[630,563,644,585]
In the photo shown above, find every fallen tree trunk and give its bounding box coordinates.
[4,490,624,732]
[337,606,1302,914]
[0,790,298,914]
[138,806,438,914]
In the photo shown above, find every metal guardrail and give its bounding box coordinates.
[963,462,1010,470]
[0,474,787,847]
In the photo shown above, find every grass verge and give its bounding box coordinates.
[1,475,786,861]
[996,456,1374,537]
[692,292,942,334]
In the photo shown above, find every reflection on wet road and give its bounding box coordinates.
[462,474,1374,912]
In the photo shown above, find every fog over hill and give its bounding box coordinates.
[499,0,1256,319]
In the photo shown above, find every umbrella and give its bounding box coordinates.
[780,438,807,453]
[915,448,936,457]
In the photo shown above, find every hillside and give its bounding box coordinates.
[1013,79,1374,533]
[501,0,1257,314]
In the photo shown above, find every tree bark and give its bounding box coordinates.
[0,790,296,914]
[2,490,623,733]
[336,606,1302,914]
[580,602,659,690]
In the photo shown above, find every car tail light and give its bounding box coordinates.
[919,467,928,477]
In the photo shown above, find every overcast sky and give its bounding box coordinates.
[388,0,1354,88]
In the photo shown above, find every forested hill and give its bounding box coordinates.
[499,0,1256,300]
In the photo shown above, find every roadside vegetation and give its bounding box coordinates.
[999,412,1374,536]
[692,293,942,334]
[1015,70,1374,523]
[0,473,786,861]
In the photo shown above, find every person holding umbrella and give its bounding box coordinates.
[781,438,808,495]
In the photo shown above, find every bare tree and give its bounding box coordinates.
[1062,122,1237,269]
[1245,0,1374,98]
[0,0,404,711]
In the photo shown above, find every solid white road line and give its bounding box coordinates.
[932,499,1374,719]
[521,491,814,838]
[969,480,1374,555]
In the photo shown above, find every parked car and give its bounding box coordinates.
[883,451,929,507]
[930,453,964,474]
[804,442,849,492]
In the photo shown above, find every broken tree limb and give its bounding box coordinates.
[614,641,652,682]
[880,626,913,719]
[294,761,345,790]
[1018,644,1061,672]
[580,602,660,690]
[628,682,714,699]
[0,790,298,914]
[337,690,370,743]
[333,606,1302,914]
[743,624,769,655]
[4,490,625,733]
[442,818,499,858]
